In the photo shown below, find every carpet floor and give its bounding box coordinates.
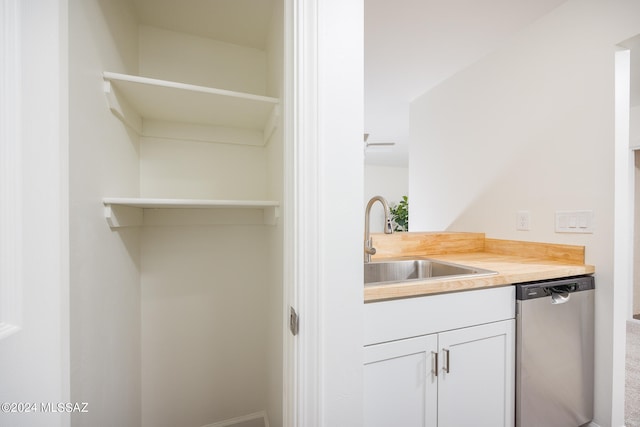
[627,320,640,427]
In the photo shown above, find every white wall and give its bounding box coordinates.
[409,1,640,425]
[364,165,408,232]
[69,0,141,426]
[0,1,70,426]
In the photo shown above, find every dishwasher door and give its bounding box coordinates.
[516,276,595,427]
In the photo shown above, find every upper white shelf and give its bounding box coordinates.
[103,72,280,144]
[103,197,280,228]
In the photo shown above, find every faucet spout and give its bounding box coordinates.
[364,196,393,263]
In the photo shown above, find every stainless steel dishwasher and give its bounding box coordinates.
[515,275,595,427]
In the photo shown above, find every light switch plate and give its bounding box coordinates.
[555,210,593,233]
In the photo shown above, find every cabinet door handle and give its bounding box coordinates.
[443,348,450,373]
[432,351,438,377]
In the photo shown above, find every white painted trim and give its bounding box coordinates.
[0,0,22,340]
[200,410,269,427]
[284,0,322,426]
[613,47,632,427]
[282,1,296,426]
[58,0,72,415]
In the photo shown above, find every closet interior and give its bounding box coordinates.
[69,1,285,426]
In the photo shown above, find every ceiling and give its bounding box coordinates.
[364,0,570,167]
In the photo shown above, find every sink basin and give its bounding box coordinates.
[364,259,497,286]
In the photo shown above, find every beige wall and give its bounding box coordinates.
[137,22,282,427]
[264,2,285,425]
[409,1,640,425]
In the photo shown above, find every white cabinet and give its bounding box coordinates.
[364,320,514,427]
[364,335,438,427]
[364,287,515,427]
[437,320,515,427]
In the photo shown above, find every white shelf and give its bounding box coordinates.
[103,197,280,228]
[103,72,280,145]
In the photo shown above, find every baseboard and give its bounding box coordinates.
[584,420,633,427]
[201,410,269,427]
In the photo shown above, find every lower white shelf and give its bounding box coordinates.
[103,198,280,228]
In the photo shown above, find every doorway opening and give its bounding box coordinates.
[617,32,640,427]
[635,151,640,321]
[627,34,640,321]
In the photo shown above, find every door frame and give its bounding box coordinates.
[614,41,635,426]
[284,0,322,425]
[0,1,71,426]
[284,0,365,425]
[0,0,23,340]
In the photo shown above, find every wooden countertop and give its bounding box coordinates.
[364,233,595,302]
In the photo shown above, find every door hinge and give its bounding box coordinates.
[289,306,299,336]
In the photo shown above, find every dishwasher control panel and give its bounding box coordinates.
[515,275,594,300]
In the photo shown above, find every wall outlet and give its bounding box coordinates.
[516,211,530,231]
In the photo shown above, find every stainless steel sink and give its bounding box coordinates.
[364,259,497,286]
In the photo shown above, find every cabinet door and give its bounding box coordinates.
[364,334,438,427]
[437,320,515,427]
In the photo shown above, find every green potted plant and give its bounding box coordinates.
[390,196,408,232]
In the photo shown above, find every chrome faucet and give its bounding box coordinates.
[364,195,393,263]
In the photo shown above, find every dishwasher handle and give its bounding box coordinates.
[551,291,570,304]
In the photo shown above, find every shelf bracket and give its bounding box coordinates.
[263,206,280,226]
[103,80,142,134]
[104,204,143,228]
[263,105,280,144]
